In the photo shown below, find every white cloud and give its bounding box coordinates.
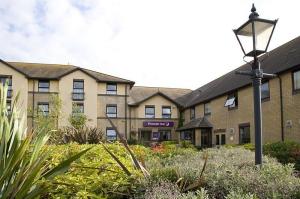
[0,0,300,89]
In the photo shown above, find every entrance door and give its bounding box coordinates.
[158,130,171,141]
[201,129,212,148]
[239,125,250,144]
[140,130,152,145]
[216,134,226,146]
[180,130,195,145]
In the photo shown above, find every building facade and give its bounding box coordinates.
[0,36,300,146]
[177,36,300,147]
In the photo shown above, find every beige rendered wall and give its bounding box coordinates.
[28,80,59,92]
[98,83,128,95]
[129,95,180,141]
[0,62,28,125]
[58,70,98,127]
[133,95,179,119]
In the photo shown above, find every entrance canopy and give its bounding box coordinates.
[177,117,213,131]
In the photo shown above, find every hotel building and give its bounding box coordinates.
[0,36,300,147]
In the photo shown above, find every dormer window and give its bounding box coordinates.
[225,92,238,109]
[190,106,195,120]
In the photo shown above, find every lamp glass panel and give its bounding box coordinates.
[254,21,274,51]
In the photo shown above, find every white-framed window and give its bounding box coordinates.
[106,105,117,118]
[145,106,155,118]
[106,83,117,95]
[261,82,270,100]
[38,80,50,92]
[37,102,49,116]
[216,134,226,146]
[162,106,171,118]
[224,92,238,109]
[72,103,84,114]
[190,106,195,120]
[0,76,12,98]
[72,80,84,101]
[293,70,300,92]
[106,128,117,141]
[204,102,211,115]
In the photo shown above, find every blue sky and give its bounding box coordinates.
[1,0,300,89]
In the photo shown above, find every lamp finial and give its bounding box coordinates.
[249,3,259,19]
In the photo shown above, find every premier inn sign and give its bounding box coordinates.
[143,121,174,127]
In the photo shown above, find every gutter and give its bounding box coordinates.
[278,76,285,141]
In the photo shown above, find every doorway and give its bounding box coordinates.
[158,130,171,141]
[140,130,152,144]
[201,128,212,148]
[239,125,250,144]
[216,134,226,146]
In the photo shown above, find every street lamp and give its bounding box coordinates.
[233,4,278,166]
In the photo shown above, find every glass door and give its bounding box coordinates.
[239,125,250,144]
[201,129,212,148]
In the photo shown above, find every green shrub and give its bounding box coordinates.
[180,140,196,149]
[0,84,88,198]
[264,141,300,170]
[43,143,150,198]
[60,126,104,144]
[161,140,179,146]
[146,147,300,199]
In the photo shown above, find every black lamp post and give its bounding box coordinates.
[233,4,278,166]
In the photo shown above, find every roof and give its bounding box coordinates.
[0,61,135,85]
[128,86,192,107]
[177,117,213,131]
[180,36,300,108]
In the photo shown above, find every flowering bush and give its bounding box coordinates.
[146,147,300,199]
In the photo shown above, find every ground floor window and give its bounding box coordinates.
[159,130,171,141]
[151,130,171,141]
[180,131,193,140]
[106,128,117,141]
[216,134,226,146]
[239,125,250,144]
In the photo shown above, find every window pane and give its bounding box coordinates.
[0,77,12,86]
[162,107,171,114]
[216,135,220,145]
[240,126,250,144]
[73,81,84,89]
[39,81,49,87]
[294,71,300,90]
[73,88,84,93]
[190,107,195,119]
[107,106,117,113]
[38,103,49,116]
[73,103,84,113]
[221,134,226,145]
[107,106,117,117]
[225,98,235,107]
[261,82,270,99]
[145,107,154,114]
[205,103,211,114]
[145,107,155,118]
[106,129,117,141]
[107,84,117,91]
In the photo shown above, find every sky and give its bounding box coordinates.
[0,0,300,89]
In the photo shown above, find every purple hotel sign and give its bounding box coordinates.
[143,121,174,127]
